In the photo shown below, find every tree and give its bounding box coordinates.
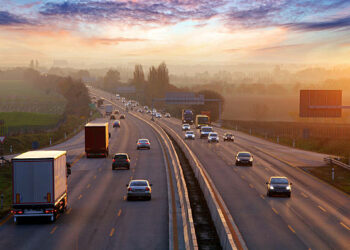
[103,69,120,91]
[133,64,145,88]
[35,60,39,69]
[29,59,34,69]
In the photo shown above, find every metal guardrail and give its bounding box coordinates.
[324,157,350,171]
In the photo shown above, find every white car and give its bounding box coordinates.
[165,113,171,118]
[185,131,195,140]
[182,124,190,131]
[208,132,219,143]
[156,113,162,118]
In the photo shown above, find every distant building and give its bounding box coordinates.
[53,60,68,67]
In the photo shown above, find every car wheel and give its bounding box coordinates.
[287,193,291,198]
[235,162,238,166]
[267,191,270,197]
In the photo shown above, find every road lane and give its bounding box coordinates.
[0,109,169,250]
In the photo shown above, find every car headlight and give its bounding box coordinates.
[237,158,240,161]
[286,186,291,190]
[249,158,253,161]
[269,186,274,190]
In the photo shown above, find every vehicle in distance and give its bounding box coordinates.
[114,110,119,115]
[208,132,219,143]
[165,113,171,118]
[85,122,110,157]
[97,98,104,107]
[182,109,193,124]
[266,176,292,198]
[112,153,130,170]
[235,152,253,166]
[12,150,71,223]
[113,120,121,128]
[120,114,125,119]
[185,131,195,140]
[223,133,234,142]
[110,115,116,120]
[126,180,152,200]
[137,139,151,150]
[195,114,210,129]
[182,124,191,131]
[156,113,162,118]
[200,126,213,138]
[105,104,113,116]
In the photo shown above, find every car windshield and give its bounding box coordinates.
[183,124,189,127]
[130,181,148,186]
[271,178,289,184]
[139,139,149,143]
[201,127,212,132]
[238,153,251,157]
[226,134,232,136]
[115,154,127,159]
[210,133,217,137]
[186,132,194,134]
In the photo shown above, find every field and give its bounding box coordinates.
[0,163,11,218]
[0,80,66,114]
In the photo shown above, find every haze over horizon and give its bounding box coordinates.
[1,0,350,67]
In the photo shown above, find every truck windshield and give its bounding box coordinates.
[201,127,212,132]
[198,117,209,124]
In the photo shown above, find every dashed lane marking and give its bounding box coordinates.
[93,175,97,180]
[78,194,83,200]
[66,208,72,214]
[272,207,279,215]
[86,184,91,189]
[288,225,296,233]
[301,192,308,198]
[117,209,122,217]
[340,222,350,231]
[260,194,265,200]
[318,205,326,212]
[249,183,254,189]
[123,196,126,201]
[50,226,58,234]
[109,228,115,237]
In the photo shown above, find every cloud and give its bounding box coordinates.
[225,0,350,29]
[287,16,350,31]
[84,37,149,46]
[0,11,30,26]
[39,0,226,25]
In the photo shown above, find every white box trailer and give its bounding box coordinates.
[12,150,71,223]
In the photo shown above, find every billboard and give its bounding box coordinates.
[299,90,342,117]
[165,92,204,105]
[116,86,136,94]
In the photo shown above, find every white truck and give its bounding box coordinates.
[11,151,71,223]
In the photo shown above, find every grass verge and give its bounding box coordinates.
[0,163,11,218]
[303,165,350,195]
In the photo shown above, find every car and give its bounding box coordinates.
[208,132,219,143]
[266,176,292,197]
[156,113,162,118]
[112,153,130,170]
[114,110,119,115]
[110,115,116,120]
[165,113,171,118]
[185,131,195,140]
[235,151,253,166]
[146,110,151,114]
[223,133,234,142]
[126,180,152,200]
[113,120,121,128]
[200,126,213,138]
[120,114,125,119]
[182,124,190,131]
[137,139,151,150]
[144,106,148,110]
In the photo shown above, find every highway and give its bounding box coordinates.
[93,87,350,250]
[0,111,169,249]
[157,114,350,249]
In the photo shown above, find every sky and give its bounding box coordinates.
[1,0,350,67]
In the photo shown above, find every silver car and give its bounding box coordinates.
[235,151,253,166]
[208,132,219,143]
[185,131,195,140]
[126,180,152,200]
[137,139,151,150]
[182,124,190,131]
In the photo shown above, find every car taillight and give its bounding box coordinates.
[12,210,23,214]
[128,188,132,191]
[145,187,150,191]
[137,143,141,145]
[126,159,130,162]
[45,209,54,214]
[146,142,150,144]
[113,159,115,162]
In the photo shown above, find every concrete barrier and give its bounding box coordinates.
[160,123,248,250]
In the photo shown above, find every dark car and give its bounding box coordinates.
[113,120,120,128]
[235,152,253,166]
[114,110,119,115]
[266,176,292,197]
[137,139,151,150]
[110,115,116,120]
[112,153,130,170]
[223,133,234,142]
[120,114,125,119]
